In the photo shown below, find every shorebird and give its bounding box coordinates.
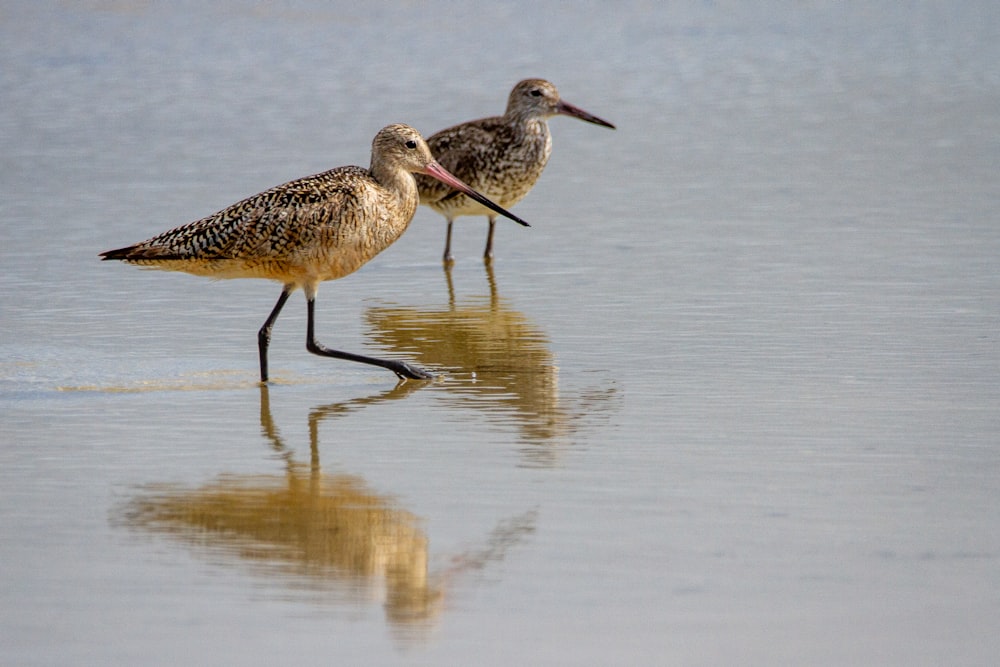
[100,124,529,382]
[416,78,614,265]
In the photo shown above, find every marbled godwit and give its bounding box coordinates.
[100,124,529,382]
[416,78,614,265]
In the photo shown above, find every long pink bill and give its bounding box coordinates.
[422,161,530,227]
[556,100,616,129]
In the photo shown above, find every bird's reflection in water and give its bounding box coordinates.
[364,265,619,462]
[120,384,537,640]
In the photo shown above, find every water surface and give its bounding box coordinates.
[2,1,999,665]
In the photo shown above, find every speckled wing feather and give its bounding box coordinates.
[416,117,508,205]
[103,167,368,261]
[103,167,364,264]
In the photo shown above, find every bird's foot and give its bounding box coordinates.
[391,361,435,381]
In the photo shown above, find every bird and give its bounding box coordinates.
[415,78,615,265]
[100,124,530,383]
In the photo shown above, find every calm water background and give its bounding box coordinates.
[2,1,999,664]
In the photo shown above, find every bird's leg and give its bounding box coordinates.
[483,216,497,263]
[304,296,434,381]
[258,286,293,383]
[443,218,456,267]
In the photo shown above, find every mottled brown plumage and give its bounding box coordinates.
[100,124,529,382]
[416,79,615,265]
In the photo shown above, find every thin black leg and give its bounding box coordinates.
[443,218,456,266]
[304,297,433,380]
[483,216,497,263]
[257,286,292,382]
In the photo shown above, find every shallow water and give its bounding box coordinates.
[2,1,1000,665]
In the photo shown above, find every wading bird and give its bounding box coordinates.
[416,79,614,265]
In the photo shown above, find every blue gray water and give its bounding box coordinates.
[2,1,999,665]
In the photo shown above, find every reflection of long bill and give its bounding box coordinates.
[421,161,531,228]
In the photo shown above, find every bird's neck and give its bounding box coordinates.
[504,112,551,143]
[371,162,418,201]
[369,163,419,222]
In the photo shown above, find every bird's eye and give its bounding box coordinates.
[529,89,542,97]
[405,140,417,149]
